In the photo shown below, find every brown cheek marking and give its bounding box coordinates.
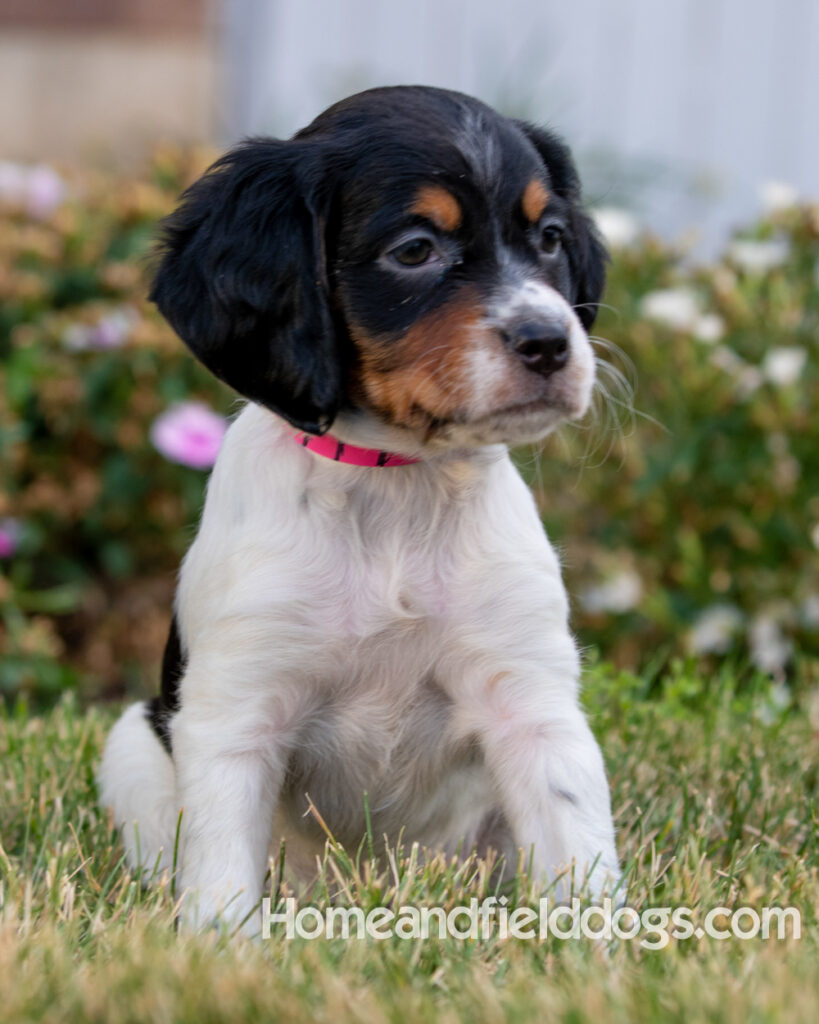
[522,178,550,223]
[410,185,462,233]
[351,292,486,430]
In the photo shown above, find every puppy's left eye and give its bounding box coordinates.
[390,237,439,268]
[539,225,564,256]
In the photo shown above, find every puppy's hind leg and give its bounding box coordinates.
[97,701,180,882]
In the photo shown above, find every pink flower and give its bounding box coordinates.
[26,165,66,218]
[0,518,21,558]
[0,161,66,218]
[63,308,138,351]
[150,402,227,470]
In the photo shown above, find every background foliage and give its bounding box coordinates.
[529,200,819,678]
[1,152,817,706]
[0,150,232,703]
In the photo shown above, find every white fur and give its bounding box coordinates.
[98,395,620,935]
[97,702,179,880]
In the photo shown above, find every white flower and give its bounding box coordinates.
[641,289,724,340]
[727,237,789,273]
[736,366,764,399]
[687,604,743,655]
[0,517,22,558]
[640,287,701,331]
[693,313,725,344]
[0,160,65,218]
[758,181,798,213]
[26,164,66,218]
[762,346,807,386]
[62,307,138,351]
[579,569,642,614]
[801,594,819,629]
[749,615,792,675]
[810,523,819,550]
[591,207,639,248]
[710,345,743,374]
[0,161,27,203]
[769,681,791,708]
[709,347,763,398]
[755,679,792,725]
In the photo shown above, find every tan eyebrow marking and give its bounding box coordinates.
[410,185,463,232]
[522,178,550,223]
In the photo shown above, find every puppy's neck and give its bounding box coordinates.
[328,408,491,465]
[327,408,432,459]
[282,408,507,499]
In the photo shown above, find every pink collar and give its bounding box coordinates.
[292,430,420,467]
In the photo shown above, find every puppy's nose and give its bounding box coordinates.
[509,320,570,377]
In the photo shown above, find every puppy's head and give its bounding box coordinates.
[151,86,606,447]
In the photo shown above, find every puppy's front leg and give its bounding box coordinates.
[445,568,620,900]
[479,697,620,900]
[172,700,286,936]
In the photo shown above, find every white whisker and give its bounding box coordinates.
[573,301,622,320]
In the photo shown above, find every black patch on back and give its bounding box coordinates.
[145,613,186,755]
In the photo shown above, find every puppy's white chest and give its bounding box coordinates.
[303,480,456,640]
[334,552,445,638]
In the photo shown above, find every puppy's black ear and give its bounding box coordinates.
[150,139,340,433]
[515,122,608,331]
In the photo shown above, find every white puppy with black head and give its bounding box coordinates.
[98,85,620,935]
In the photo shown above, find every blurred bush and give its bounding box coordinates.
[527,200,819,679]
[0,149,232,703]
[0,154,817,706]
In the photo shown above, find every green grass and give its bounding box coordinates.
[1,660,817,1023]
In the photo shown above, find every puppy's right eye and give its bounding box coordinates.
[390,237,438,267]
[539,225,564,256]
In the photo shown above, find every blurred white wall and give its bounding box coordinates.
[0,0,217,165]
[220,0,819,254]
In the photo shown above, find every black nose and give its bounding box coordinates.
[508,320,570,377]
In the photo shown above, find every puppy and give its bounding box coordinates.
[98,85,620,935]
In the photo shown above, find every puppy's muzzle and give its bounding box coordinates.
[504,318,570,378]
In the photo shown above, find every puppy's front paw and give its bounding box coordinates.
[178,887,262,939]
[541,853,624,906]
